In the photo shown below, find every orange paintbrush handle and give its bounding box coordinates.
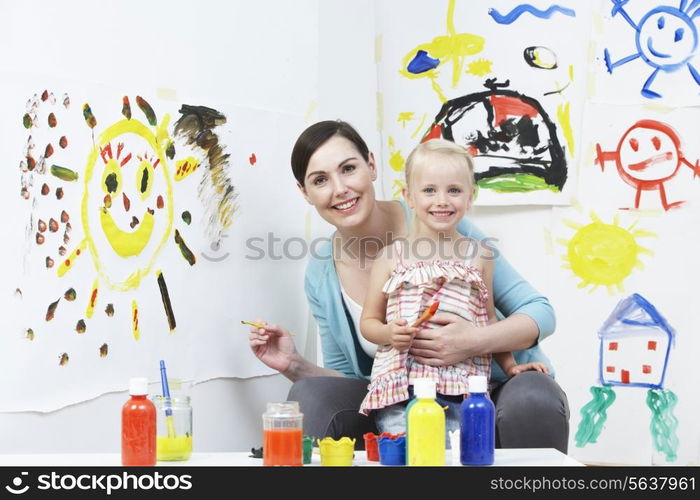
[411,301,439,328]
[241,320,295,336]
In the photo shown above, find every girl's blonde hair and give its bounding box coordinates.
[404,138,475,188]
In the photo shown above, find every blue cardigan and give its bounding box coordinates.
[304,200,556,382]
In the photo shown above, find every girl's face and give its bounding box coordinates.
[403,154,473,235]
[299,135,377,230]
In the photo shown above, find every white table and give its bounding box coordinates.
[0,449,583,466]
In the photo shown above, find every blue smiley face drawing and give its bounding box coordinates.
[636,6,698,70]
[604,1,700,98]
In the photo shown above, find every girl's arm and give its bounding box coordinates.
[360,249,419,350]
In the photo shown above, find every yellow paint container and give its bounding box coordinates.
[157,435,193,461]
[154,395,192,461]
[317,437,355,466]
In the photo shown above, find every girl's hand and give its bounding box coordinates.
[389,319,419,352]
[507,362,549,377]
[409,313,481,366]
[248,319,298,373]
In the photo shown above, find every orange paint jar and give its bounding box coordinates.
[263,429,303,466]
[121,377,156,466]
[262,402,303,466]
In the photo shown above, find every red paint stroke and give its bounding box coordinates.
[48,113,57,128]
[45,144,54,158]
[642,365,652,374]
[116,142,124,160]
[648,340,657,351]
[153,158,160,168]
[422,123,442,143]
[157,195,164,209]
[606,366,615,373]
[249,153,257,166]
[104,194,112,207]
[629,138,639,151]
[621,370,630,384]
[120,152,132,167]
[652,136,661,150]
[489,95,539,126]
[123,192,131,212]
[628,152,673,172]
[89,288,98,309]
[608,342,618,351]
[59,136,68,149]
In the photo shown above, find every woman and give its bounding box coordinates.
[249,120,570,452]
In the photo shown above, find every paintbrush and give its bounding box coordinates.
[241,320,295,336]
[159,360,177,438]
[411,301,440,328]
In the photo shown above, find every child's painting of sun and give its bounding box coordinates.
[556,211,656,294]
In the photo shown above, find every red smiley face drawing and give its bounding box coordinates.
[596,119,700,211]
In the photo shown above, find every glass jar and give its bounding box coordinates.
[153,395,193,461]
[262,401,303,466]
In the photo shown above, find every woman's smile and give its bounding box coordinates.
[332,196,360,213]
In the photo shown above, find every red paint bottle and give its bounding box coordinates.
[122,377,156,466]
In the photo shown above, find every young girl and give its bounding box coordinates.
[359,139,548,436]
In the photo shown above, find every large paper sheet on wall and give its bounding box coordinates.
[546,206,700,464]
[376,0,590,205]
[0,78,309,411]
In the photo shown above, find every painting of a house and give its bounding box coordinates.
[598,294,675,389]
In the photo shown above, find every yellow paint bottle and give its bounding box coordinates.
[407,379,445,466]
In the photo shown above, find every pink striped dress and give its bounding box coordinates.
[359,240,491,415]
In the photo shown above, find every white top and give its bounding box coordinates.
[468,375,488,393]
[414,378,436,399]
[129,377,149,395]
[340,284,377,358]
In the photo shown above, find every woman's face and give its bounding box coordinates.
[299,135,377,230]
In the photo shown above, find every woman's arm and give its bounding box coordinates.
[457,217,556,342]
[249,259,348,381]
[248,320,340,382]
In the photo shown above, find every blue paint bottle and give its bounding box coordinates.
[460,375,495,466]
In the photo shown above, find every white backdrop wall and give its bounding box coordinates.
[2,1,699,465]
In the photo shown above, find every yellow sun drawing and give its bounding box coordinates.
[557,212,656,294]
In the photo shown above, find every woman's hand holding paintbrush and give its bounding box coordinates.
[246,319,298,374]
